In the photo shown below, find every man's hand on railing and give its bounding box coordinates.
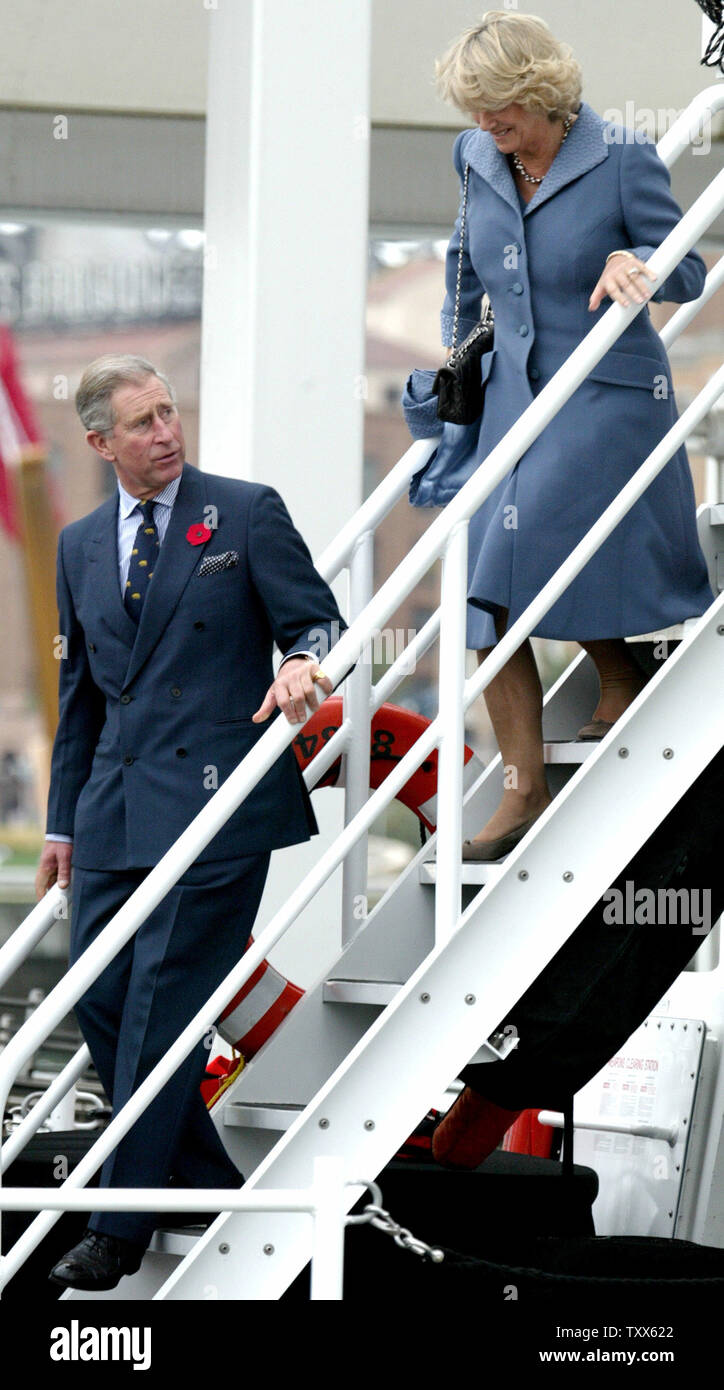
[252,656,333,726]
[588,252,657,311]
[35,840,73,899]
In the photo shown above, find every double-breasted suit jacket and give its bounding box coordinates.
[47,462,344,867]
[403,101,713,648]
[44,461,346,1249]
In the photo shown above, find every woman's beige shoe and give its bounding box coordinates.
[576,718,614,741]
[461,813,541,862]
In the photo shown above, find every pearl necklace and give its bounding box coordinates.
[511,113,573,185]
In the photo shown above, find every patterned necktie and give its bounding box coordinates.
[124,500,160,622]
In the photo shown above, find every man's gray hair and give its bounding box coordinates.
[75,354,176,434]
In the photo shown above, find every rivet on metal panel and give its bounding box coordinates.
[263,1244,274,1256]
[663,748,674,759]
[419,992,431,1004]
[618,747,629,758]
[518,869,529,881]
[318,1118,330,1129]
[562,871,574,882]
[465,994,476,1005]
[364,1119,375,1131]
[219,1243,230,1254]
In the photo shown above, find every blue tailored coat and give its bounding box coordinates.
[403,101,713,648]
[46,463,344,869]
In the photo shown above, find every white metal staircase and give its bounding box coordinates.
[1,86,724,1301]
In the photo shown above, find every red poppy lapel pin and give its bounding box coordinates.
[186,522,213,546]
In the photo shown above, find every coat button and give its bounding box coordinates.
[518,324,530,337]
[193,620,205,631]
[529,366,540,380]
[120,694,132,704]
[176,747,188,758]
[123,753,134,766]
[511,282,524,294]
[88,642,96,652]
[170,686,182,698]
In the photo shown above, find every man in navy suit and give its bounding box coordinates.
[36,354,344,1290]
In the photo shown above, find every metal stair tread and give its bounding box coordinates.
[543,739,597,763]
[148,1228,204,1257]
[419,861,506,884]
[323,978,402,1004]
[223,1101,304,1130]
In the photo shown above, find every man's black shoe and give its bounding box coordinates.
[49,1229,146,1291]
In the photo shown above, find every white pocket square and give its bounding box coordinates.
[198,550,239,576]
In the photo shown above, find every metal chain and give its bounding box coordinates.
[345,1179,445,1264]
[451,163,470,352]
[449,160,493,365]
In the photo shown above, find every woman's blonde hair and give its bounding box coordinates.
[435,11,582,121]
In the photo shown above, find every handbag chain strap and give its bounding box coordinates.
[451,162,470,352]
[451,163,491,356]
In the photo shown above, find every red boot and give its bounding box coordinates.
[432,1087,523,1169]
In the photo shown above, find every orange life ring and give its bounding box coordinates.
[291,695,480,833]
[205,700,482,1107]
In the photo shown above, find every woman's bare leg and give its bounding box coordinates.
[472,612,551,843]
[579,639,647,724]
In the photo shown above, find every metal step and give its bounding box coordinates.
[544,740,597,764]
[150,1227,204,1257]
[224,1102,304,1132]
[418,861,505,886]
[323,979,519,1068]
[323,979,400,1005]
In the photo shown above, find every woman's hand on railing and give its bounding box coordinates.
[35,841,73,899]
[588,253,657,311]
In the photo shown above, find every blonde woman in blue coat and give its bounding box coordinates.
[405,11,712,862]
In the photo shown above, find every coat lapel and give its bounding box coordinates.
[463,102,609,219]
[122,463,212,690]
[81,494,138,648]
[462,125,519,214]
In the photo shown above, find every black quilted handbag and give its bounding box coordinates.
[432,162,494,426]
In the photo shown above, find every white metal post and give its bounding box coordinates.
[704,456,722,505]
[309,1157,346,1301]
[199,0,370,561]
[434,522,469,945]
[342,531,374,944]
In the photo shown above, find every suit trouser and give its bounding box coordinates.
[461,747,724,1111]
[69,853,270,1245]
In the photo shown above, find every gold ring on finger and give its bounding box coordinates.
[311,669,326,683]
